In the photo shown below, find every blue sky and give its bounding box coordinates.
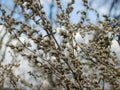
[0,0,110,24]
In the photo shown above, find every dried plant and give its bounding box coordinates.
[0,0,120,90]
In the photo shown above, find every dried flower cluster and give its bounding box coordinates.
[0,0,120,90]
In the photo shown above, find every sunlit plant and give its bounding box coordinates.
[0,0,120,90]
